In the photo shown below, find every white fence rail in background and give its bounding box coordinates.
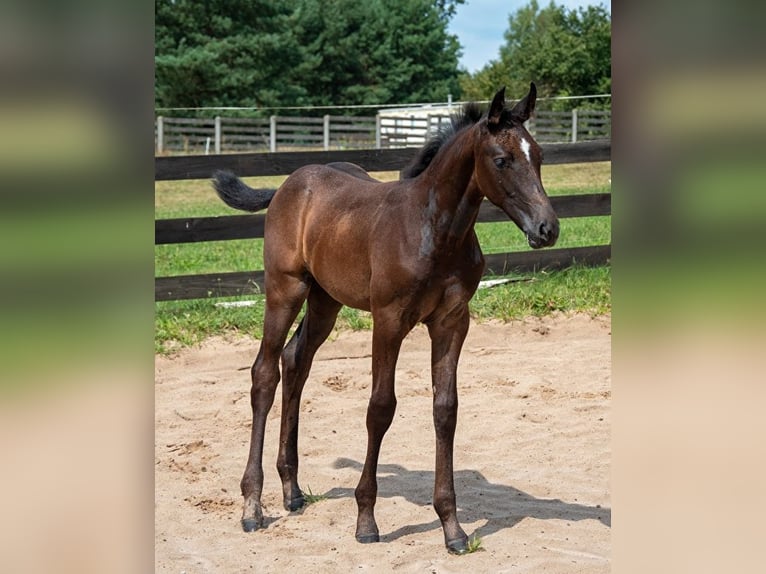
[155,108,610,155]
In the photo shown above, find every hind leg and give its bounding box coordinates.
[240,275,308,532]
[277,284,342,511]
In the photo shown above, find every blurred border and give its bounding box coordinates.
[3,0,765,571]
[0,1,155,572]
[614,1,766,572]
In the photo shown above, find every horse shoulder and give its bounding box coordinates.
[443,234,485,295]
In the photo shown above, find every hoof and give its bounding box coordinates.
[446,537,469,555]
[241,518,260,533]
[355,532,380,544]
[284,495,305,512]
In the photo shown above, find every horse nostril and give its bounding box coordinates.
[539,222,549,239]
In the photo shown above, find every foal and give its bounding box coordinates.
[213,83,558,554]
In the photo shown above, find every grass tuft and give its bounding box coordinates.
[464,534,484,554]
[301,486,328,505]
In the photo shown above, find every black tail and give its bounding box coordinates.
[212,170,276,212]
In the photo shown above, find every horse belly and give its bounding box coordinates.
[311,257,372,311]
[303,214,374,311]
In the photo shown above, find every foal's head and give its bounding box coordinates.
[475,83,559,249]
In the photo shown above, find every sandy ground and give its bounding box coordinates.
[155,312,611,573]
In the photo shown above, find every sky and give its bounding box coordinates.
[448,0,611,73]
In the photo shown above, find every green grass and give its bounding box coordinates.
[155,162,611,353]
[471,265,611,320]
[301,486,329,505]
[464,534,484,554]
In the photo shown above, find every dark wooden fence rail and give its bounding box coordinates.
[155,140,610,301]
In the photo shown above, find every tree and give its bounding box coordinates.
[292,0,462,107]
[460,1,610,108]
[155,0,306,111]
[155,0,465,112]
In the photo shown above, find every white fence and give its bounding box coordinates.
[155,108,610,154]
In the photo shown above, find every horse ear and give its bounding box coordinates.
[487,86,506,127]
[510,82,537,123]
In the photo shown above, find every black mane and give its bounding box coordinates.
[400,102,485,179]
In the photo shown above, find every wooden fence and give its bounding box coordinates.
[155,140,611,301]
[155,109,610,155]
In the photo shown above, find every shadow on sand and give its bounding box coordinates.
[318,457,610,543]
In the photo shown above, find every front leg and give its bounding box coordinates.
[428,305,470,554]
[354,315,409,543]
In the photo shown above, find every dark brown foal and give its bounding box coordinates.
[213,83,558,554]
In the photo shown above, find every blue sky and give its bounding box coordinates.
[449,0,611,73]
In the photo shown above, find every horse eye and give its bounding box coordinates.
[493,157,506,168]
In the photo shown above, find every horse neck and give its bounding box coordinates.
[416,126,484,250]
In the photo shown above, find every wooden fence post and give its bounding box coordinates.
[156,116,164,154]
[571,108,578,143]
[375,114,382,149]
[214,116,221,154]
[270,115,277,152]
[323,114,330,151]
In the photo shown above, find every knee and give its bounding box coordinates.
[433,391,457,413]
[251,356,279,384]
[369,391,396,411]
[368,394,397,425]
[250,361,279,404]
[433,391,458,417]
[433,393,458,433]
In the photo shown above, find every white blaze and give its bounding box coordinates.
[520,137,531,163]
